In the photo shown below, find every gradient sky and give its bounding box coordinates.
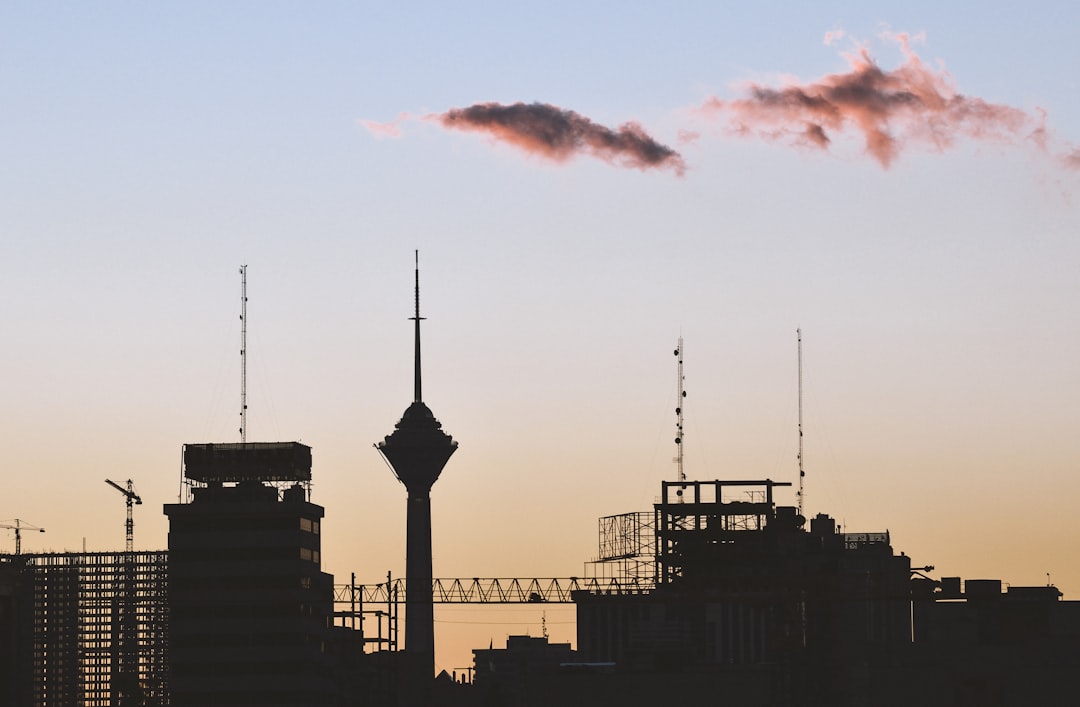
[3,2,1079,673]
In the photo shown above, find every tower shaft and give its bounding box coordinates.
[406,490,434,672]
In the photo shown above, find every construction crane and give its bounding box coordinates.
[0,519,45,554]
[105,479,142,552]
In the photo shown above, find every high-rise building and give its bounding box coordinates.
[164,442,335,706]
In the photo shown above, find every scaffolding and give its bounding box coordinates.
[656,479,792,585]
[588,511,657,587]
[333,572,400,654]
[19,551,169,706]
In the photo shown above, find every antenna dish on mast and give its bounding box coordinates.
[674,338,686,494]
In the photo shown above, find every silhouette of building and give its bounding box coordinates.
[0,551,169,707]
[446,476,1080,707]
[471,635,578,706]
[8,264,1080,706]
[376,253,458,705]
[566,479,911,705]
[164,441,338,706]
[906,577,1080,706]
[0,555,31,707]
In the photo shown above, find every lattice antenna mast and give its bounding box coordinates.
[240,264,248,443]
[674,338,686,485]
[797,328,805,517]
[410,250,425,404]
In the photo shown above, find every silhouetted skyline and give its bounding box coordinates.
[2,3,1080,675]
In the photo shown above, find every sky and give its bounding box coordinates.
[2,1,1080,674]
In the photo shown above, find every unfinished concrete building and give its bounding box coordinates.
[571,478,912,706]
[0,550,169,706]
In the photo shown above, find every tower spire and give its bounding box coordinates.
[411,250,425,403]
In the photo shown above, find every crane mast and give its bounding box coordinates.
[105,479,142,552]
[0,519,45,554]
[104,480,141,701]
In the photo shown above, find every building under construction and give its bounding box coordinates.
[0,442,370,707]
[562,478,912,706]
[461,474,1080,707]
[0,550,169,706]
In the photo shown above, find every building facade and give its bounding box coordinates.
[164,442,337,707]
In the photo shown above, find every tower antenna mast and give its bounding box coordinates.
[797,328,805,517]
[240,265,248,443]
[411,250,425,403]
[674,338,686,485]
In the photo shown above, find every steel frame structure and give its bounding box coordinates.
[337,576,653,608]
[656,479,792,585]
[333,572,401,654]
[590,511,657,585]
[22,551,169,706]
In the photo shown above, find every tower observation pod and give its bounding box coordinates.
[376,251,458,701]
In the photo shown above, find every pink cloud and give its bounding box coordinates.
[435,102,685,175]
[359,112,412,139]
[695,32,1041,169]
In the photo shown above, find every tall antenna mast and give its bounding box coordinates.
[674,338,686,485]
[797,328,805,517]
[240,264,248,443]
[410,250,425,404]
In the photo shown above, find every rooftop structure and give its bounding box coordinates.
[182,441,313,484]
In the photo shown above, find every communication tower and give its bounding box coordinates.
[376,251,458,702]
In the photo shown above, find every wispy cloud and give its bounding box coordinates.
[359,113,412,139]
[693,31,1076,170]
